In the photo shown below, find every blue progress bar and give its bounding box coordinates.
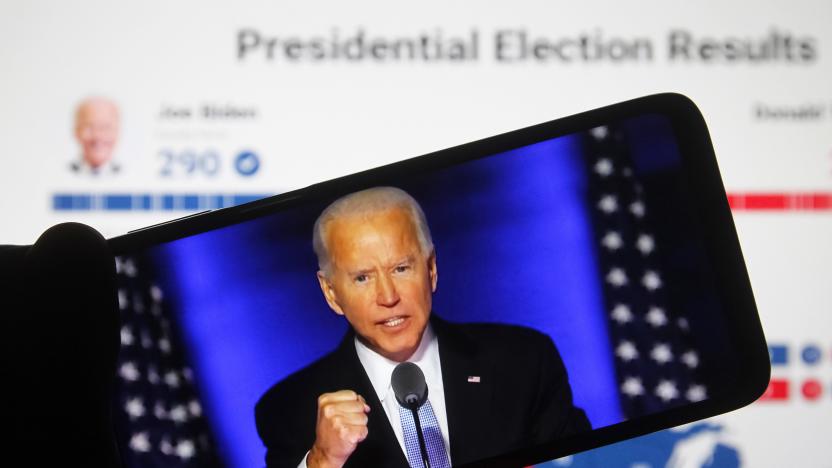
[52,193,274,211]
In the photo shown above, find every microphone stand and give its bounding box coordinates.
[409,407,431,468]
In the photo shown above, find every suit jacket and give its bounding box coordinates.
[255,316,590,467]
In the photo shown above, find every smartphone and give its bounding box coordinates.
[108,93,769,468]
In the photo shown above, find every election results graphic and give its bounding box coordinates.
[759,343,830,402]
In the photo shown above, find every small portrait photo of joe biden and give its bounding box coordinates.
[70,96,121,175]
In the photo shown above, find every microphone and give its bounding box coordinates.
[392,362,428,409]
[392,362,431,468]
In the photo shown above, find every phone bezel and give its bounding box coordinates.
[109,93,770,467]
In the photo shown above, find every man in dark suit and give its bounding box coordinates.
[255,187,590,468]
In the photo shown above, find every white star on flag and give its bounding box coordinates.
[150,284,164,302]
[621,377,645,397]
[655,380,679,402]
[188,400,203,417]
[677,318,690,331]
[645,306,668,327]
[636,234,655,255]
[616,341,639,362]
[129,432,151,452]
[606,267,628,287]
[170,405,188,424]
[164,371,181,388]
[594,158,614,177]
[650,343,673,364]
[176,440,196,460]
[598,194,618,214]
[118,289,129,310]
[686,384,707,402]
[117,258,137,277]
[681,351,699,368]
[119,362,141,382]
[120,325,135,346]
[125,397,146,419]
[590,126,609,140]
[602,231,624,251]
[610,304,633,324]
[159,337,172,354]
[630,200,646,218]
[642,270,662,291]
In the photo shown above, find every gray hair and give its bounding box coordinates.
[313,186,434,276]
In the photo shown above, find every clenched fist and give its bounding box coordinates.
[307,390,371,468]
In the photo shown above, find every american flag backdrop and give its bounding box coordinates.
[114,255,223,467]
[583,125,707,418]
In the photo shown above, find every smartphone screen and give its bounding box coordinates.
[110,97,765,468]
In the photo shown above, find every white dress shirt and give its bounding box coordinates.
[298,324,451,468]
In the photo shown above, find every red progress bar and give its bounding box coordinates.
[727,192,832,211]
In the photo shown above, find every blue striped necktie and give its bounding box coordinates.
[398,399,451,468]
